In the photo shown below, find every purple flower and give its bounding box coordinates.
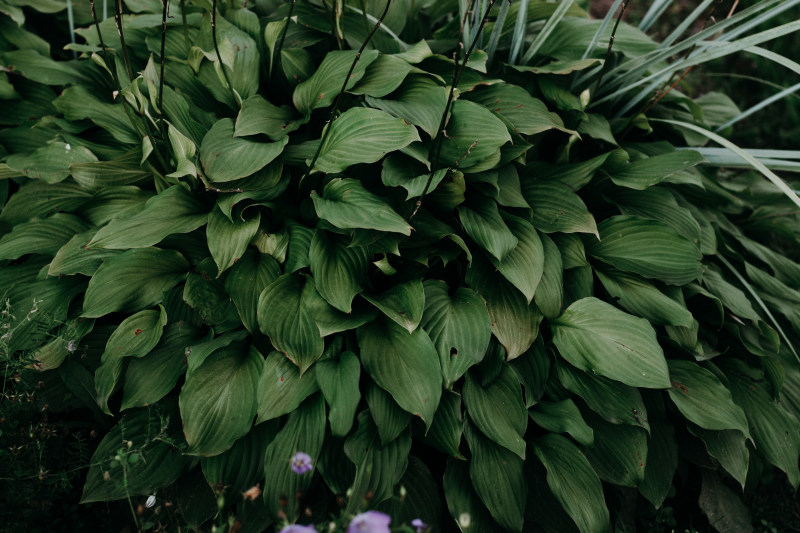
[411,518,427,533]
[291,451,313,474]
[278,525,317,533]
[347,511,391,533]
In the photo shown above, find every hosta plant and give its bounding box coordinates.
[2,0,800,531]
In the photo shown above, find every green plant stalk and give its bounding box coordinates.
[271,0,296,83]
[90,0,117,84]
[592,0,627,99]
[302,0,393,181]
[211,0,238,107]
[114,0,134,82]
[158,0,170,140]
[180,0,190,57]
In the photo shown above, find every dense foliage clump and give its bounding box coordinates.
[2,0,800,531]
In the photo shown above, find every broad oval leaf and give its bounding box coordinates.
[0,213,91,260]
[363,278,425,334]
[551,297,670,389]
[458,195,518,261]
[530,399,594,446]
[463,366,527,458]
[256,351,319,422]
[82,247,189,318]
[357,318,442,426]
[421,280,491,388]
[293,49,379,114]
[311,107,421,174]
[200,118,288,183]
[584,414,648,487]
[179,344,263,456]
[257,273,324,373]
[225,250,281,334]
[309,230,369,313]
[606,150,705,189]
[494,213,544,303]
[524,180,599,237]
[465,83,567,135]
[588,215,702,286]
[312,178,412,235]
[316,352,361,437]
[366,75,449,137]
[439,100,511,171]
[235,94,301,140]
[533,433,610,533]
[596,268,693,327]
[206,206,261,276]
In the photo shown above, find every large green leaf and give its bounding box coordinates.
[200,118,288,183]
[524,181,599,237]
[530,400,594,447]
[438,100,511,171]
[357,318,442,426]
[311,107,420,174]
[349,54,421,97]
[256,351,319,422]
[535,233,564,319]
[311,178,412,235]
[421,280,491,388]
[533,434,610,533]
[596,268,693,327]
[69,150,152,190]
[81,248,190,318]
[640,416,678,509]
[180,344,263,456]
[465,83,567,135]
[689,426,749,489]
[552,297,670,388]
[292,49,379,114]
[234,95,301,140]
[5,141,97,183]
[201,422,278,493]
[494,213,544,303]
[605,150,705,189]
[89,185,208,249]
[465,422,526,532]
[257,273,324,373]
[443,458,502,532]
[309,230,369,313]
[316,352,361,437]
[612,187,702,248]
[588,215,702,286]
[0,180,92,225]
[0,213,90,260]
[206,206,261,276]
[49,230,122,277]
[363,278,425,334]
[262,394,326,520]
[81,405,188,503]
[584,414,648,487]
[366,382,412,446]
[458,195,518,261]
[667,360,750,435]
[225,250,281,334]
[463,366,527,458]
[366,75,449,137]
[467,255,543,360]
[95,307,168,414]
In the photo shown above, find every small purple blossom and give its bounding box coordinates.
[67,340,76,353]
[347,511,391,533]
[291,451,314,474]
[278,525,317,533]
[411,518,427,533]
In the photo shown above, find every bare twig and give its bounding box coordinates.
[180,0,190,57]
[592,0,628,98]
[302,0,393,182]
[114,0,134,81]
[90,0,117,84]
[271,0,296,82]
[158,0,170,138]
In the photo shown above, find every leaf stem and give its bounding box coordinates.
[592,0,628,98]
[158,0,170,139]
[211,0,238,107]
[114,0,134,82]
[272,0,296,82]
[90,0,117,84]
[301,0,393,183]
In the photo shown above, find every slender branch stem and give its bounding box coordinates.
[272,0,296,82]
[180,0,190,57]
[412,0,497,218]
[114,0,134,81]
[211,0,238,107]
[90,0,117,84]
[302,0,393,182]
[158,0,170,138]
[592,0,628,98]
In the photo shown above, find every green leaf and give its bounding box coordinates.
[349,54,421,97]
[94,307,168,414]
[463,366,527,458]
[357,317,442,426]
[612,187,702,248]
[180,344,263,456]
[121,321,205,410]
[584,414,648,487]
[552,297,670,389]
[375,456,443,533]
[263,394,326,520]
[344,410,411,512]
[200,118,288,183]
[69,150,152,190]
[311,107,420,174]
[423,391,464,459]
[494,213,545,303]
[458,195,518,261]
[49,230,122,277]
[366,382,412,446]
[640,416,679,509]
[257,273,324,373]
[316,352,361,437]
[366,75,449,137]
[364,278,425,334]
[533,434,610,533]
[703,268,760,322]
[81,405,187,502]
[465,422,526,532]
[465,83,568,135]
[82,248,190,318]
[698,470,753,533]
[306,289,378,336]
[605,150,705,189]
[421,280,491,388]
[443,458,501,532]
[530,400,594,446]
[207,206,261,276]
[201,422,278,493]
[667,360,750,435]
[4,141,97,184]
[439,100,511,171]
[0,213,91,260]
[689,426,749,489]
[225,250,281,334]
[89,185,208,249]
[596,268,693,327]
[588,215,702,286]
[467,255,543,360]
[185,330,249,376]
[524,181,599,237]
[312,178,412,235]
[256,351,319,422]
[0,180,92,225]
[309,230,369,313]
[292,49,379,114]
[182,262,241,333]
[235,95,301,140]
[535,234,564,319]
